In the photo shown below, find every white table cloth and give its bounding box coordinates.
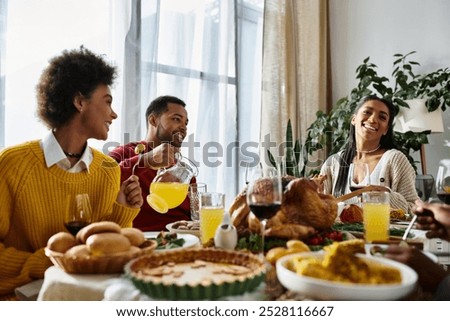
[37,266,265,301]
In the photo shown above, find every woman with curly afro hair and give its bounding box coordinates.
[0,46,143,297]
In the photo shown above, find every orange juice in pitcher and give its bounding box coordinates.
[148,182,189,213]
[147,153,198,214]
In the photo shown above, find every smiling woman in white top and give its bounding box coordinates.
[320,95,419,213]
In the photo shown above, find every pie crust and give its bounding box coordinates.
[124,248,266,300]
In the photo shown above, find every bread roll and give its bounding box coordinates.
[76,221,122,243]
[86,232,131,256]
[47,232,77,253]
[65,244,90,258]
[121,227,145,247]
[126,246,141,255]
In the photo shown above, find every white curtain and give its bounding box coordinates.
[126,0,264,206]
[0,0,6,148]
[0,0,130,151]
[260,0,328,175]
[0,0,264,207]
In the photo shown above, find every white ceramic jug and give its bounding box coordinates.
[214,211,238,250]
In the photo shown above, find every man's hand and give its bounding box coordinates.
[414,200,450,242]
[384,245,448,292]
[142,143,179,169]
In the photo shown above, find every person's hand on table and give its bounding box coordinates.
[384,245,448,293]
[413,200,450,242]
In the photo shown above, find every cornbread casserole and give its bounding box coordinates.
[288,239,402,285]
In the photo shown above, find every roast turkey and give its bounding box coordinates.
[229,176,337,240]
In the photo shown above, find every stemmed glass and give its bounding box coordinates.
[348,162,370,204]
[64,194,92,236]
[243,162,252,185]
[436,162,450,204]
[348,162,370,191]
[246,165,282,256]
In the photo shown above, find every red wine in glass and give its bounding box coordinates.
[64,220,89,236]
[436,192,450,204]
[249,203,281,220]
[246,166,282,254]
[349,185,366,193]
[436,165,450,204]
[64,194,92,236]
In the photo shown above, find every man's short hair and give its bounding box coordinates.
[145,95,186,121]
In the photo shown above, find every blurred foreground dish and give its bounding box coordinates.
[288,239,401,284]
[276,239,418,300]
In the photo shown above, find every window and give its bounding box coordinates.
[137,0,264,201]
[0,0,264,206]
[1,0,115,150]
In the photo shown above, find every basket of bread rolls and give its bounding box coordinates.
[45,221,157,274]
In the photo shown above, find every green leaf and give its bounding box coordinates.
[267,149,276,168]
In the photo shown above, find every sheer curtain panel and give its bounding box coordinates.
[132,0,264,205]
[261,0,328,175]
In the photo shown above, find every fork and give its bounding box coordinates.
[370,213,418,256]
[400,214,418,247]
[132,153,143,176]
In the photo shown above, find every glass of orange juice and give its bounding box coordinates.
[199,192,225,245]
[362,191,390,242]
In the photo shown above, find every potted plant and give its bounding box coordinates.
[304,51,450,174]
[267,119,303,177]
[391,51,450,111]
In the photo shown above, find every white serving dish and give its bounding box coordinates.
[143,231,200,250]
[166,221,201,237]
[276,252,418,300]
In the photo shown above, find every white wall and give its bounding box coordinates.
[329,0,450,178]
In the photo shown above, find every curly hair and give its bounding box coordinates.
[36,46,117,129]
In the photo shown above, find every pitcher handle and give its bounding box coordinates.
[176,152,199,177]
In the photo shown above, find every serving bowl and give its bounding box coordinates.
[276,252,418,300]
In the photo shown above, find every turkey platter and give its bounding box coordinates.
[229,176,337,241]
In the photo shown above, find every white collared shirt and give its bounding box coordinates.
[40,131,92,173]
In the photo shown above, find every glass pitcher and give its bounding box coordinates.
[147,153,199,213]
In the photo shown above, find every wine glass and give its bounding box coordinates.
[348,162,370,204]
[436,161,450,204]
[244,162,251,185]
[348,162,370,191]
[246,165,282,256]
[64,194,92,236]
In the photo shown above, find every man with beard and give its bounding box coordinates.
[109,95,193,231]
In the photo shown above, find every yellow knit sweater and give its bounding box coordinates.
[0,140,140,295]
